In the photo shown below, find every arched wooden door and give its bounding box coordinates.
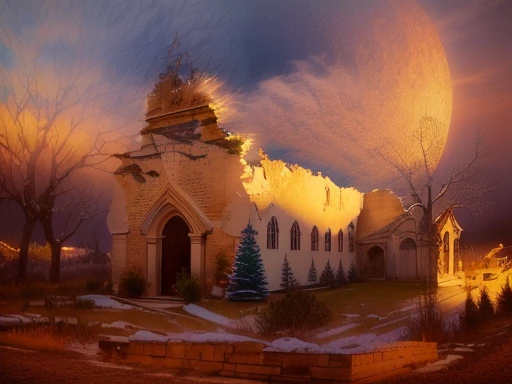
[161,216,191,295]
[365,246,385,278]
[399,238,417,279]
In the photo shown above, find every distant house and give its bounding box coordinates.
[107,76,461,296]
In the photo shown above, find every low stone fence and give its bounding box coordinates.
[99,335,437,382]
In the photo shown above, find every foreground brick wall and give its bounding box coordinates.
[99,337,438,382]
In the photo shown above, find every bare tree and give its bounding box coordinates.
[0,0,216,281]
[384,116,497,283]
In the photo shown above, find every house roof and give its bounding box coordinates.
[357,212,414,243]
[435,209,463,233]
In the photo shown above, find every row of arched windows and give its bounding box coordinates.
[267,216,355,252]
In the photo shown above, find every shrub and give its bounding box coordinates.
[348,263,358,283]
[255,289,331,338]
[214,252,231,284]
[496,277,512,316]
[336,260,348,286]
[118,266,146,298]
[477,287,495,322]
[459,292,480,333]
[407,281,449,342]
[280,255,298,290]
[175,267,201,304]
[85,278,102,292]
[75,299,95,310]
[319,260,336,287]
[307,259,317,284]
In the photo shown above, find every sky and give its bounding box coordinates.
[0,0,511,252]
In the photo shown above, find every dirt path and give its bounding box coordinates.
[386,325,512,384]
[0,346,261,384]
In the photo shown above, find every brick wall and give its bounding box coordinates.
[99,336,438,382]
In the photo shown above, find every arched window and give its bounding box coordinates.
[267,216,279,249]
[325,228,331,252]
[311,226,319,251]
[338,229,344,252]
[348,222,355,252]
[290,221,301,250]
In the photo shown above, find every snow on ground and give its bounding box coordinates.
[86,360,133,370]
[128,330,265,344]
[101,321,140,330]
[67,342,100,357]
[265,338,326,353]
[413,354,463,373]
[316,322,359,339]
[183,304,235,327]
[324,326,407,353]
[77,295,134,309]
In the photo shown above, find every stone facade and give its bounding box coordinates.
[107,83,460,293]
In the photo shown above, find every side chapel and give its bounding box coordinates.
[107,77,462,296]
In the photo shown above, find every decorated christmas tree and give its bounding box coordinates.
[336,259,348,286]
[281,254,298,289]
[226,222,269,301]
[308,259,317,284]
[348,262,358,283]
[319,259,336,286]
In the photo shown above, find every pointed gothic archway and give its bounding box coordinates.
[364,246,386,278]
[161,216,191,295]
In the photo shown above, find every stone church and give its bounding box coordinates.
[107,77,462,296]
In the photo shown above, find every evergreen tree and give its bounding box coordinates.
[336,259,348,286]
[460,292,479,333]
[496,277,512,316]
[319,260,336,287]
[348,262,358,283]
[281,254,298,289]
[308,259,317,284]
[226,222,269,301]
[477,287,495,322]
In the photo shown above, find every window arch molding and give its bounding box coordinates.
[311,225,319,251]
[267,216,279,249]
[290,221,301,250]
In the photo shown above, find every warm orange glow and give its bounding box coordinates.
[0,241,20,253]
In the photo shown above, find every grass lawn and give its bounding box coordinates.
[15,305,218,335]
[199,282,422,329]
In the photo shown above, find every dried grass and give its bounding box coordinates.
[0,326,66,351]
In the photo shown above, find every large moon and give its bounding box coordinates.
[190,0,452,191]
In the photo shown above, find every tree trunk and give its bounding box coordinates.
[15,212,36,283]
[48,241,62,283]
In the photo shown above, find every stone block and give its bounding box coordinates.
[263,352,285,366]
[281,354,309,376]
[223,363,236,372]
[328,354,352,368]
[124,342,144,355]
[214,343,234,354]
[351,363,375,380]
[309,366,351,381]
[219,370,236,377]
[143,342,167,357]
[188,360,224,373]
[383,349,406,361]
[374,351,383,363]
[236,364,281,376]
[166,342,187,359]
[307,354,330,367]
[352,353,374,366]
[233,341,266,353]
[160,358,189,369]
[226,352,264,365]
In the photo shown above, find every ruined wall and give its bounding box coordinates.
[242,157,364,290]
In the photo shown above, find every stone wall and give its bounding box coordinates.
[99,336,437,383]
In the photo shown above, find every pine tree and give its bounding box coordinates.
[319,260,336,287]
[460,292,479,333]
[496,277,512,316]
[477,287,495,322]
[281,254,298,289]
[348,262,358,283]
[308,259,317,284]
[226,222,269,301]
[336,259,348,286]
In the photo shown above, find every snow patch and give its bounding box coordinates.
[316,323,359,339]
[265,338,326,353]
[414,354,463,373]
[77,295,133,309]
[453,347,474,352]
[183,304,235,327]
[101,321,140,330]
